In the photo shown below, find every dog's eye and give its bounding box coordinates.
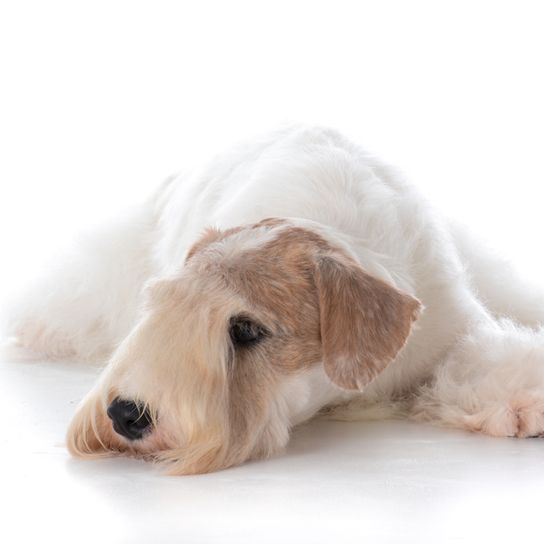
[229,317,267,347]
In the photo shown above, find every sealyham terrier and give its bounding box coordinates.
[11,126,544,474]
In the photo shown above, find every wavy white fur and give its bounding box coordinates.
[9,125,544,473]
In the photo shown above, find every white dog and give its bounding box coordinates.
[11,126,544,474]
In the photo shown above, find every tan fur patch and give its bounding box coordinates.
[315,255,422,390]
[185,226,239,261]
[68,217,422,473]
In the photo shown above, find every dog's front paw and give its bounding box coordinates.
[462,394,544,438]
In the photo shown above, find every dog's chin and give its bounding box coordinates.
[66,392,289,475]
[65,399,231,474]
[155,439,277,475]
[67,418,239,475]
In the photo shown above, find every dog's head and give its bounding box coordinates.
[67,218,421,474]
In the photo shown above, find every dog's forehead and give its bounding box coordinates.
[185,218,283,262]
[187,218,332,266]
[183,219,334,314]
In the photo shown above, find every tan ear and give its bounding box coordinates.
[315,255,422,391]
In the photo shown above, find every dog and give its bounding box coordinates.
[11,125,544,474]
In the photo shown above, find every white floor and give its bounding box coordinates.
[1,352,543,544]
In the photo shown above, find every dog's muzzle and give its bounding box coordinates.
[107,398,153,440]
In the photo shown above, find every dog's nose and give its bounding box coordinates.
[107,398,153,440]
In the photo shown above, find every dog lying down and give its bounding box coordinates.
[11,126,544,474]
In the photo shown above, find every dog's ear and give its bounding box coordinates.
[315,255,422,391]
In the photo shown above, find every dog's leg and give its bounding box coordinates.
[411,316,544,437]
[8,201,158,361]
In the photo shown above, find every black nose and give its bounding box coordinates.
[107,398,153,440]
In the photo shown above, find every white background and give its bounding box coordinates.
[1,1,543,543]
[1,0,543,294]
